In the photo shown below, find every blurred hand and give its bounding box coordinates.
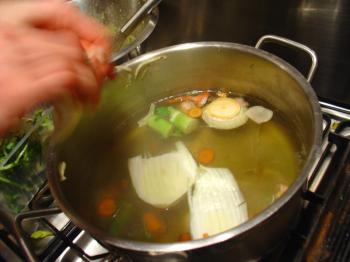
[0,0,112,135]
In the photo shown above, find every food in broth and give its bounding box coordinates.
[63,90,302,243]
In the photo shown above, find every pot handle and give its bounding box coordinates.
[255,35,318,82]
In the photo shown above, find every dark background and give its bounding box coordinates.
[145,0,350,108]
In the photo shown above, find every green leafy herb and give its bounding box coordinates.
[30,230,53,239]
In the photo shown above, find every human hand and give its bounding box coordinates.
[0,0,112,135]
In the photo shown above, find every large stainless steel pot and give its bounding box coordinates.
[46,35,322,262]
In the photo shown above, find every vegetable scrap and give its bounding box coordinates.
[143,212,167,236]
[110,202,133,235]
[128,142,197,208]
[166,92,209,107]
[188,167,248,239]
[245,106,273,124]
[187,107,202,118]
[30,230,53,240]
[202,97,248,130]
[138,104,199,138]
[98,198,117,216]
[197,148,215,165]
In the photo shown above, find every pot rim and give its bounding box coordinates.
[47,41,323,253]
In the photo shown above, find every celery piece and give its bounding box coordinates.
[155,106,171,118]
[147,115,174,138]
[110,202,133,235]
[168,107,199,134]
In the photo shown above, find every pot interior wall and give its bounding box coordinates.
[50,44,317,245]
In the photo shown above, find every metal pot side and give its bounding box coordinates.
[47,42,322,261]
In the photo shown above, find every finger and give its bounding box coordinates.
[29,1,111,51]
[27,57,99,104]
[20,30,87,65]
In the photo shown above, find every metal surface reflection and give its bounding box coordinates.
[144,0,350,107]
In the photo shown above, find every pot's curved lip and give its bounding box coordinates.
[47,41,323,253]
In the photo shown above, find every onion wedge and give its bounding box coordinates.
[128,142,197,208]
[188,166,248,239]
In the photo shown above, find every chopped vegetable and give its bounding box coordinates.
[188,166,248,239]
[143,212,167,236]
[98,198,117,216]
[245,106,273,124]
[197,148,215,165]
[147,115,174,138]
[110,202,133,235]
[128,142,197,207]
[178,232,192,242]
[187,107,202,118]
[167,92,209,107]
[30,230,53,240]
[180,101,196,112]
[202,97,248,130]
[155,106,171,118]
[202,233,209,238]
[168,107,199,134]
[137,103,155,127]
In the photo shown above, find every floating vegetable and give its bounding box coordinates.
[180,101,196,112]
[187,107,202,118]
[98,198,117,216]
[168,107,199,134]
[110,202,133,235]
[202,97,248,130]
[143,212,167,237]
[137,103,155,127]
[197,148,215,165]
[188,166,248,239]
[147,115,174,138]
[128,142,197,208]
[167,92,209,107]
[245,106,273,124]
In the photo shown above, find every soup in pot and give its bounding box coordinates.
[59,90,304,243]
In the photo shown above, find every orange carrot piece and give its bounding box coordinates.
[187,107,202,118]
[202,232,209,238]
[178,232,192,242]
[189,91,209,107]
[98,198,117,216]
[143,212,167,236]
[197,148,215,164]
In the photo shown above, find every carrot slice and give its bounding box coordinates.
[178,232,192,242]
[197,148,215,164]
[143,212,167,236]
[98,198,117,216]
[187,107,202,118]
[203,232,209,238]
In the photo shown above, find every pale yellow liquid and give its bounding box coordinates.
[65,94,303,243]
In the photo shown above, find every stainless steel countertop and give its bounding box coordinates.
[144,0,350,107]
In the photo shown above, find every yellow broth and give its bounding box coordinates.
[62,93,304,243]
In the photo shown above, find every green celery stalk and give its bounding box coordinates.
[110,202,133,235]
[168,107,199,134]
[147,115,174,138]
